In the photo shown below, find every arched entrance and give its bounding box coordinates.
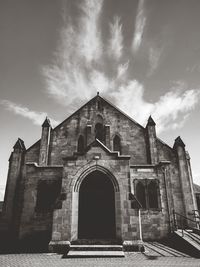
[78,170,116,239]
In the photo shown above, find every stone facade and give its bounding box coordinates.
[0,94,198,250]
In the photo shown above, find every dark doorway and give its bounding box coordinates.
[78,170,116,239]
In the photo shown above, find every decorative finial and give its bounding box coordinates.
[147,115,156,126]
[42,117,51,127]
[174,136,185,149]
[13,138,26,150]
[97,91,99,96]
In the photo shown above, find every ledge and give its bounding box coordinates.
[130,161,171,169]
[26,162,63,168]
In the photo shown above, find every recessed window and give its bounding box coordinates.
[77,135,84,153]
[113,135,121,154]
[148,180,159,209]
[35,180,61,213]
[136,182,146,209]
[95,123,104,142]
[97,101,101,110]
[134,179,160,209]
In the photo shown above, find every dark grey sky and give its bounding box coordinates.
[0,0,200,199]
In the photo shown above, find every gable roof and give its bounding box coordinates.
[53,93,144,131]
[26,93,174,152]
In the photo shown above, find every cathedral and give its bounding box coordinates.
[0,93,198,252]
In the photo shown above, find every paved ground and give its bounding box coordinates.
[0,252,200,267]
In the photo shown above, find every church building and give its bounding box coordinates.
[0,93,197,252]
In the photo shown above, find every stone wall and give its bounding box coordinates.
[19,164,62,239]
[1,95,197,248]
[48,97,148,166]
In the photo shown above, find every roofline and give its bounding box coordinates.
[157,137,173,150]
[26,139,40,152]
[99,95,145,130]
[52,94,145,131]
[53,94,98,131]
[25,93,174,152]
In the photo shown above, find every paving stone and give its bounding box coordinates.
[0,253,200,267]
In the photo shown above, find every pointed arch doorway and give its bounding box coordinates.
[78,170,116,239]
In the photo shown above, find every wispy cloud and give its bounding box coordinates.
[116,61,129,81]
[0,100,59,127]
[43,0,104,106]
[108,16,123,59]
[111,80,153,123]
[148,45,163,76]
[42,0,199,135]
[153,89,200,133]
[132,0,146,53]
[89,70,110,93]
[111,81,200,133]
[77,0,104,63]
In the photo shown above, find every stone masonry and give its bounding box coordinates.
[0,94,197,251]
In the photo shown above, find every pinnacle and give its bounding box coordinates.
[147,115,156,126]
[42,117,51,127]
[174,136,185,148]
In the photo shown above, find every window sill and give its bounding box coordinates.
[140,208,162,213]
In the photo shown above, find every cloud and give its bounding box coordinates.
[152,89,200,133]
[111,80,153,123]
[148,46,163,76]
[108,16,123,59]
[43,0,104,106]
[193,171,200,184]
[89,70,110,93]
[0,100,59,127]
[117,61,129,80]
[0,185,5,201]
[42,0,199,135]
[77,0,104,63]
[132,0,146,53]
[110,81,200,134]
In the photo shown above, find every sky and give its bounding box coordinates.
[0,0,200,200]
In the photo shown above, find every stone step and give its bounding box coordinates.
[70,245,123,251]
[65,250,125,258]
[63,244,125,258]
[71,239,122,245]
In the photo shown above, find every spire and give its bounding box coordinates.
[173,136,185,149]
[146,115,156,126]
[13,138,26,151]
[42,117,51,127]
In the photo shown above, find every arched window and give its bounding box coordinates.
[113,135,121,154]
[136,182,146,208]
[77,135,84,153]
[95,123,104,142]
[148,181,159,209]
